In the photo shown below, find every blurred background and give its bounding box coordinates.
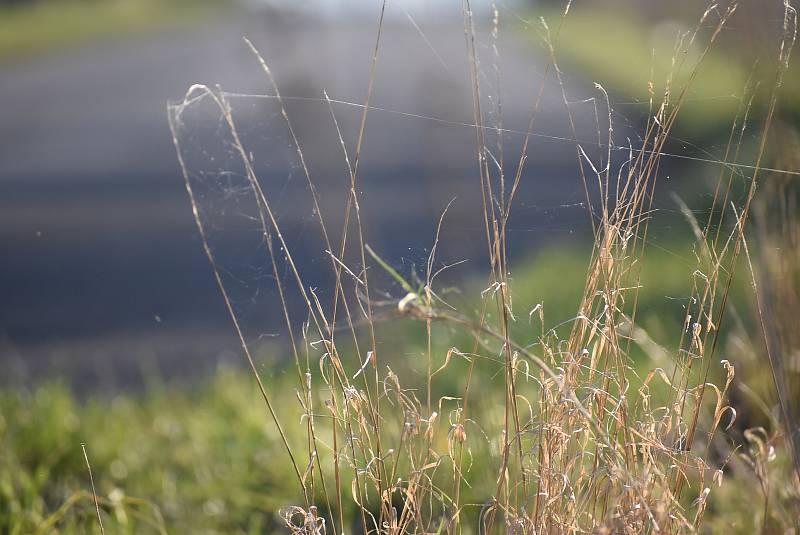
[0,0,796,390]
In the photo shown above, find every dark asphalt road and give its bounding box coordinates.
[0,4,615,387]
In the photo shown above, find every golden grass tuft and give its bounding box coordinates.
[165,1,800,533]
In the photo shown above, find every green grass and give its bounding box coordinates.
[0,0,231,62]
[0,243,751,533]
[1,368,305,534]
[0,365,530,533]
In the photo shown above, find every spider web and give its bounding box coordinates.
[167,0,779,353]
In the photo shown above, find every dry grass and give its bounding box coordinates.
[165,0,798,533]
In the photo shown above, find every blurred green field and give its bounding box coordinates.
[1,368,305,533]
[522,5,800,137]
[0,0,230,61]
